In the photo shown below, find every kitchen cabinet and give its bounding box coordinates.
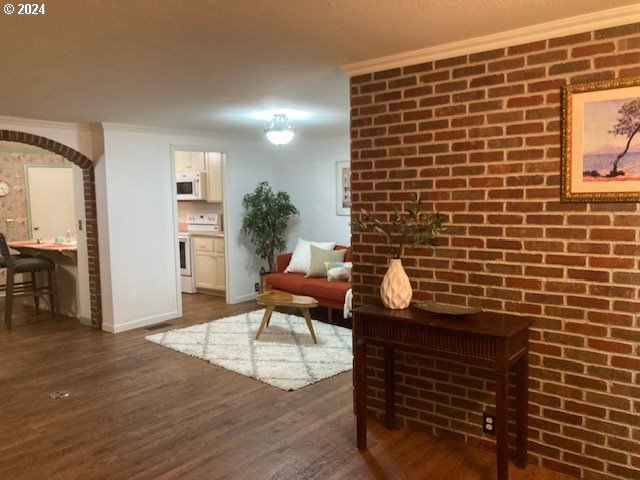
[175,151,206,172]
[193,235,225,292]
[206,152,223,203]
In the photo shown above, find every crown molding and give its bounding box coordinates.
[100,122,252,141]
[0,115,91,132]
[342,5,640,77]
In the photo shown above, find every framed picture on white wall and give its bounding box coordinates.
[336,161,351,216]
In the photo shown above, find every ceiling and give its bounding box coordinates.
[1,1,638,140]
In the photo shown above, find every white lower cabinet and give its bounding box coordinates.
[193,236,225,292]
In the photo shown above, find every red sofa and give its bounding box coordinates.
[265,245,351,316]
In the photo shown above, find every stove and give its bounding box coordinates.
[179,234,196,293]
[186,212,220,233]
[180,212,221,294]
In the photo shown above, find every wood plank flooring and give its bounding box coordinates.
[0,294,577,480]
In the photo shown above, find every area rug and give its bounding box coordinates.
[145,309,353,391]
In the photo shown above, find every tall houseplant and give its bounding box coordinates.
[352,193,446,309]
[241,181,299,273]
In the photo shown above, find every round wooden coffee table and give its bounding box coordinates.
[255,290,319,343]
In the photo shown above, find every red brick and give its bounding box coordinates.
[564,400,606,418]
[565,322,607,337]
[563,451,605,471]
[572,42,616,57]
[567,269,610,283]
[591,228,637,241]
[612,356,640,371]
[587,310,634,326]
[545,305,584,320]
[589,285,636,301]
[588,338,633,355]
[564,374,607,391]
[567,242,610,255]
[614,244,640,256]
[596,51,640,67]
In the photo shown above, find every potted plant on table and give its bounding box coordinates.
[352,193,446,309]
[241,181,299,288]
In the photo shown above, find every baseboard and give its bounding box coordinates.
[230,292,257,304]
[102,310,179,333]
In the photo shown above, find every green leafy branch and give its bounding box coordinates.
[351,193,446,259]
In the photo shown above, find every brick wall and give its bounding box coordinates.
[350,23,640,480]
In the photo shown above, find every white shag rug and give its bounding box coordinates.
[145,309,353,391]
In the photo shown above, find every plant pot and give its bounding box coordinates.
[380,258,412,309]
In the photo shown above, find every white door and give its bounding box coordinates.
[26,165,76,239]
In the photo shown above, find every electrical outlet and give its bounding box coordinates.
[254,283,260,292]
[482,413,496,435]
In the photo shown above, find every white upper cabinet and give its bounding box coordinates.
[175,151,206,172]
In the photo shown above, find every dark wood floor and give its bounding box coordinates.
[0,294,576,480]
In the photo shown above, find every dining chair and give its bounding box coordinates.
[0,233,58,329]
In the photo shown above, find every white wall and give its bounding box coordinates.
[97,125,271,332]
[0,116,93,157]
[0,116,348,333]
[270,135,351,249]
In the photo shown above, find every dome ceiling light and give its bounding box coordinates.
[265,113,295,145]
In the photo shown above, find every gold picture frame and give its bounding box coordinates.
[561,77,640,202]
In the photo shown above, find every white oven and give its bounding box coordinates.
[179,234,196,293]
[177,171,206,201]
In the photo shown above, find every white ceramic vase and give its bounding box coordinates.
[380,258,412,309]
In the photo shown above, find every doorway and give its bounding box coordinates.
[25,165,76,239]
[0,130,102,329]
[172,146,228,307]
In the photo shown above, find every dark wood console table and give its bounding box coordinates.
[352,304,533,480]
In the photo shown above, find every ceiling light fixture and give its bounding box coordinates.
[265,113,295,145]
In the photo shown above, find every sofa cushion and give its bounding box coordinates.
[299,277,351,302]
[325,261,352,282]
[276,246,350,272]
[266,273,351,303]
[266,272,306,295]
[284,238,336,274]
[306,245,346,278]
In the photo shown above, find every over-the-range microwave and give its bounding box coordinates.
[177,171,207,200]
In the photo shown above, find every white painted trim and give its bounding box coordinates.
[0,115,91,132]
[342,5,640,76]
[231,293,257,304]
[102,310,179,333]
[101,122,250,140]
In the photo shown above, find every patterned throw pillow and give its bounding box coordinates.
[325,261,352,282]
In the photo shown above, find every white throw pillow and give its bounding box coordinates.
[284,238,336,274]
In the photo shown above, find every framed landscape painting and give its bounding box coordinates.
[562,77,640,202]
[336,161,351,216]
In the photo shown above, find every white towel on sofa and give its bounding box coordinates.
[344,288,353,318]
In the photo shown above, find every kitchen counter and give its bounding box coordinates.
[179,230,224,238]
[9,239,77,260]
[8,239,79,318]
[190,231,224,238]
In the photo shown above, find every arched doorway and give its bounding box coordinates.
[0,130,102,329]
